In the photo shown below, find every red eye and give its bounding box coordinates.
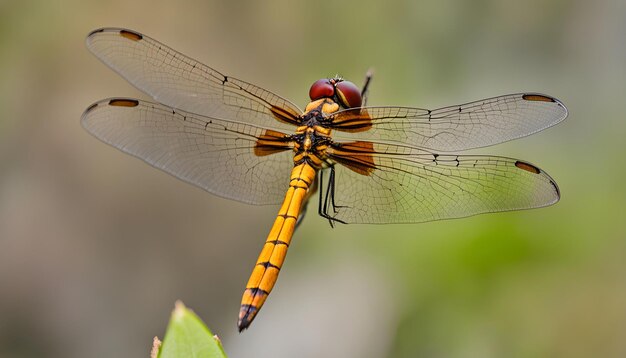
[335,80,362,108]
[309,79,335,101]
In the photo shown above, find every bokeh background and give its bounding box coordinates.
[1,0,625,357]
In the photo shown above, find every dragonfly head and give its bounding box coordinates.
[308,77,362,108]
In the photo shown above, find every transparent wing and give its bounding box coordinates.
[81,98,294,205]
[325,141,560,224]
[330,93,567,151]
[86,28,302,132]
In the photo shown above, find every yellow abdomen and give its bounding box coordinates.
[238,162,317,331]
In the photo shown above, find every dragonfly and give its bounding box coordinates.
[81,28,568,332]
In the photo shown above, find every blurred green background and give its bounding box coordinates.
[0,0,624,357]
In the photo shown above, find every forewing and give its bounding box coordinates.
[86,28,301,131]
[325,141,560,224]
[81,98,294,205]
[331,93,567,151]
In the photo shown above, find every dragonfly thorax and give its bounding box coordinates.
[303,98,340,119]
[292,124,333,169]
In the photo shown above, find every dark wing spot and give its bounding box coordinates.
[119,29,143,41]
[109,99,139,107]
[515,160,541,174]
[522,94,555,102]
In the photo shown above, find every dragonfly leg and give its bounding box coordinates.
[328,167,343,214]
[360,68,374,106]
[318,167,347,227]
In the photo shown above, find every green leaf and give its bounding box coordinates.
[153,301,227,358]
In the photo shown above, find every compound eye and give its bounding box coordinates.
[309,79,335,101]
[335,80,362,108]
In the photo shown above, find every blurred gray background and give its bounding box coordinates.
[1,0,625,357]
